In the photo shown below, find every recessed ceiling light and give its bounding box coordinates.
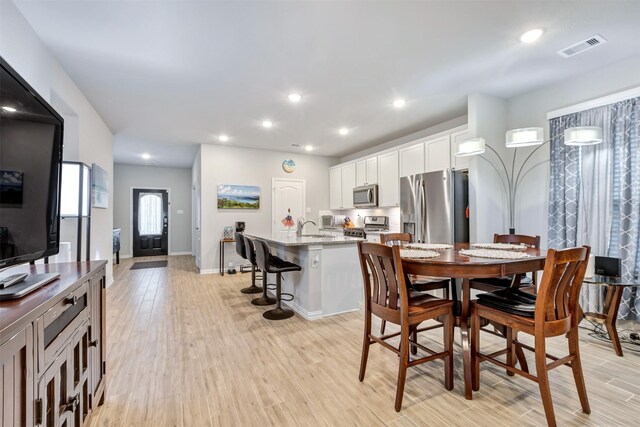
[218,134,229,142]
[2,106,17,112]
[393,99,406,108]
[262,120,273,128]
[519,28,544,43]
[141,153,151,160]
[288,93,302,103]
[305,145,313,152]
[338,127,350,136]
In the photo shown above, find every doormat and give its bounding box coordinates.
[130,261,168,270]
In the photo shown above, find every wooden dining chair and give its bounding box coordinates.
[379,233,451,334]
[469,233,541,293]
[357,241,454,412]
[470,246,591,427]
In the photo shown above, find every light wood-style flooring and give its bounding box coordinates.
[89,255,640,426]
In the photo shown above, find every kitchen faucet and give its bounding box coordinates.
[296,217,316,237]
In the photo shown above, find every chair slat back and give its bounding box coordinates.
[235,232,247,259]
[536,246,590,324]
[380,233,412,246]
[358,241,408,316]
[243,236,257,265]
[494,233,540,248]
[253,239,271,272]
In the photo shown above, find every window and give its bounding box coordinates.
[138,193,162,235]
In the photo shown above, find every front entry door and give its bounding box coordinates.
[132,188,168,257]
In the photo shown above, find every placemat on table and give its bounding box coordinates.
[470,243,527,251]
[459,249,532,260]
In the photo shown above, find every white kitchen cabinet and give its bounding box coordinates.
[377,150,399,207]
[425,135,451,172]
[366,157,378,184]
[341,163,356,209]
[356,157,378,186]
[356,160,367,187]
[451,128,471,170]
[399,142,425,178]
[329,167,342,209]
[366,233,381,244]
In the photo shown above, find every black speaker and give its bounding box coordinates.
[595,256,621,277]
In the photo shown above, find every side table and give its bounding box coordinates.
[219,238,235,276]
[583,274,640,356]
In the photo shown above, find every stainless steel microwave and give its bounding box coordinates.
[353,184,378,208]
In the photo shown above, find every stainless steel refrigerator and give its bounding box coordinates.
[400,169,469,244]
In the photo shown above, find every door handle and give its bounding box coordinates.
[60,394,79,413]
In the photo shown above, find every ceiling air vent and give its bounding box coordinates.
[557,34,607,58]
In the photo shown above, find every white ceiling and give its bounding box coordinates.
[15,0,640,167]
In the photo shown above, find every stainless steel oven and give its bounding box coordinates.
[353,184,378,208]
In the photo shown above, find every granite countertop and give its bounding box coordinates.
[246,233,364,247]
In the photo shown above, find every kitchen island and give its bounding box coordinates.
[246,233,364,320]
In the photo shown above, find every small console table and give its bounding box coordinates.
[583,274,640,357]
[219,238,235,276]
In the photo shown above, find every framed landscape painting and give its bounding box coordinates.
[217,184,260,209]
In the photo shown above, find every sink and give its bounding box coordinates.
[301,234,334,238]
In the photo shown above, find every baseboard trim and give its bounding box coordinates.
[169,251,192,256]
[199,268,219,275]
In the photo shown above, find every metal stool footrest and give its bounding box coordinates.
[266,283,277,291]
[280,292,294,302]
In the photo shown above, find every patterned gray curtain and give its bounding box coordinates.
[548,97,640,321]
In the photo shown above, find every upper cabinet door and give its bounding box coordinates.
[399,143,425,178]
[341,163,356,209]
[355,160,367,187]
[377,151,399,207]
[329,167,342,209]
[450,129,471,170]
[425,135,451,172]
[366,157,378,184]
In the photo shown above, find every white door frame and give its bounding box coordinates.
[129,186,171,256]
[272,178,306,234]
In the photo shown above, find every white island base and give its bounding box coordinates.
[247,234,364,320]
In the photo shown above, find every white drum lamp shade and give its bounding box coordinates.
[455,138,485,157]
[506,127,544,147]
[564,126,603,146]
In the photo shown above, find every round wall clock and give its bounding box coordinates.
[282,159,296,173]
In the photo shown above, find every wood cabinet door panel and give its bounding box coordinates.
[1,324,33,427]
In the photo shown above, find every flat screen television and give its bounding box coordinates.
[0,57,63,270]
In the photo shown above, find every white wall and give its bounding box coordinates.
[113,164,192,257]
[506,55,640,248]
[467,94,509,242]
[198,144,336,273]
[1,1,114,283]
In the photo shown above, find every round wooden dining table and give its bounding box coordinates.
[401,243,546,400]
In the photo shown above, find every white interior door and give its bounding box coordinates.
[273,179,306,234]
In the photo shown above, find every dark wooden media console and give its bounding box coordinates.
[0,261,107,427]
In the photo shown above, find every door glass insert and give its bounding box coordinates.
[138,193,162,235]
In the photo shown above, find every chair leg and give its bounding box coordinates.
[410,326,418,356]
[506,328,515,377]
[359,311,372,382]
[470,305,480,392]
[568,329,591,414]
[394,325,410,412]
[444,307,454,391]
[535,337,557,427]
[380,320,386,335]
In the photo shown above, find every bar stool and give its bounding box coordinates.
[243,235,276,306]
[235,232,262,294]
[254,239,301,320]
